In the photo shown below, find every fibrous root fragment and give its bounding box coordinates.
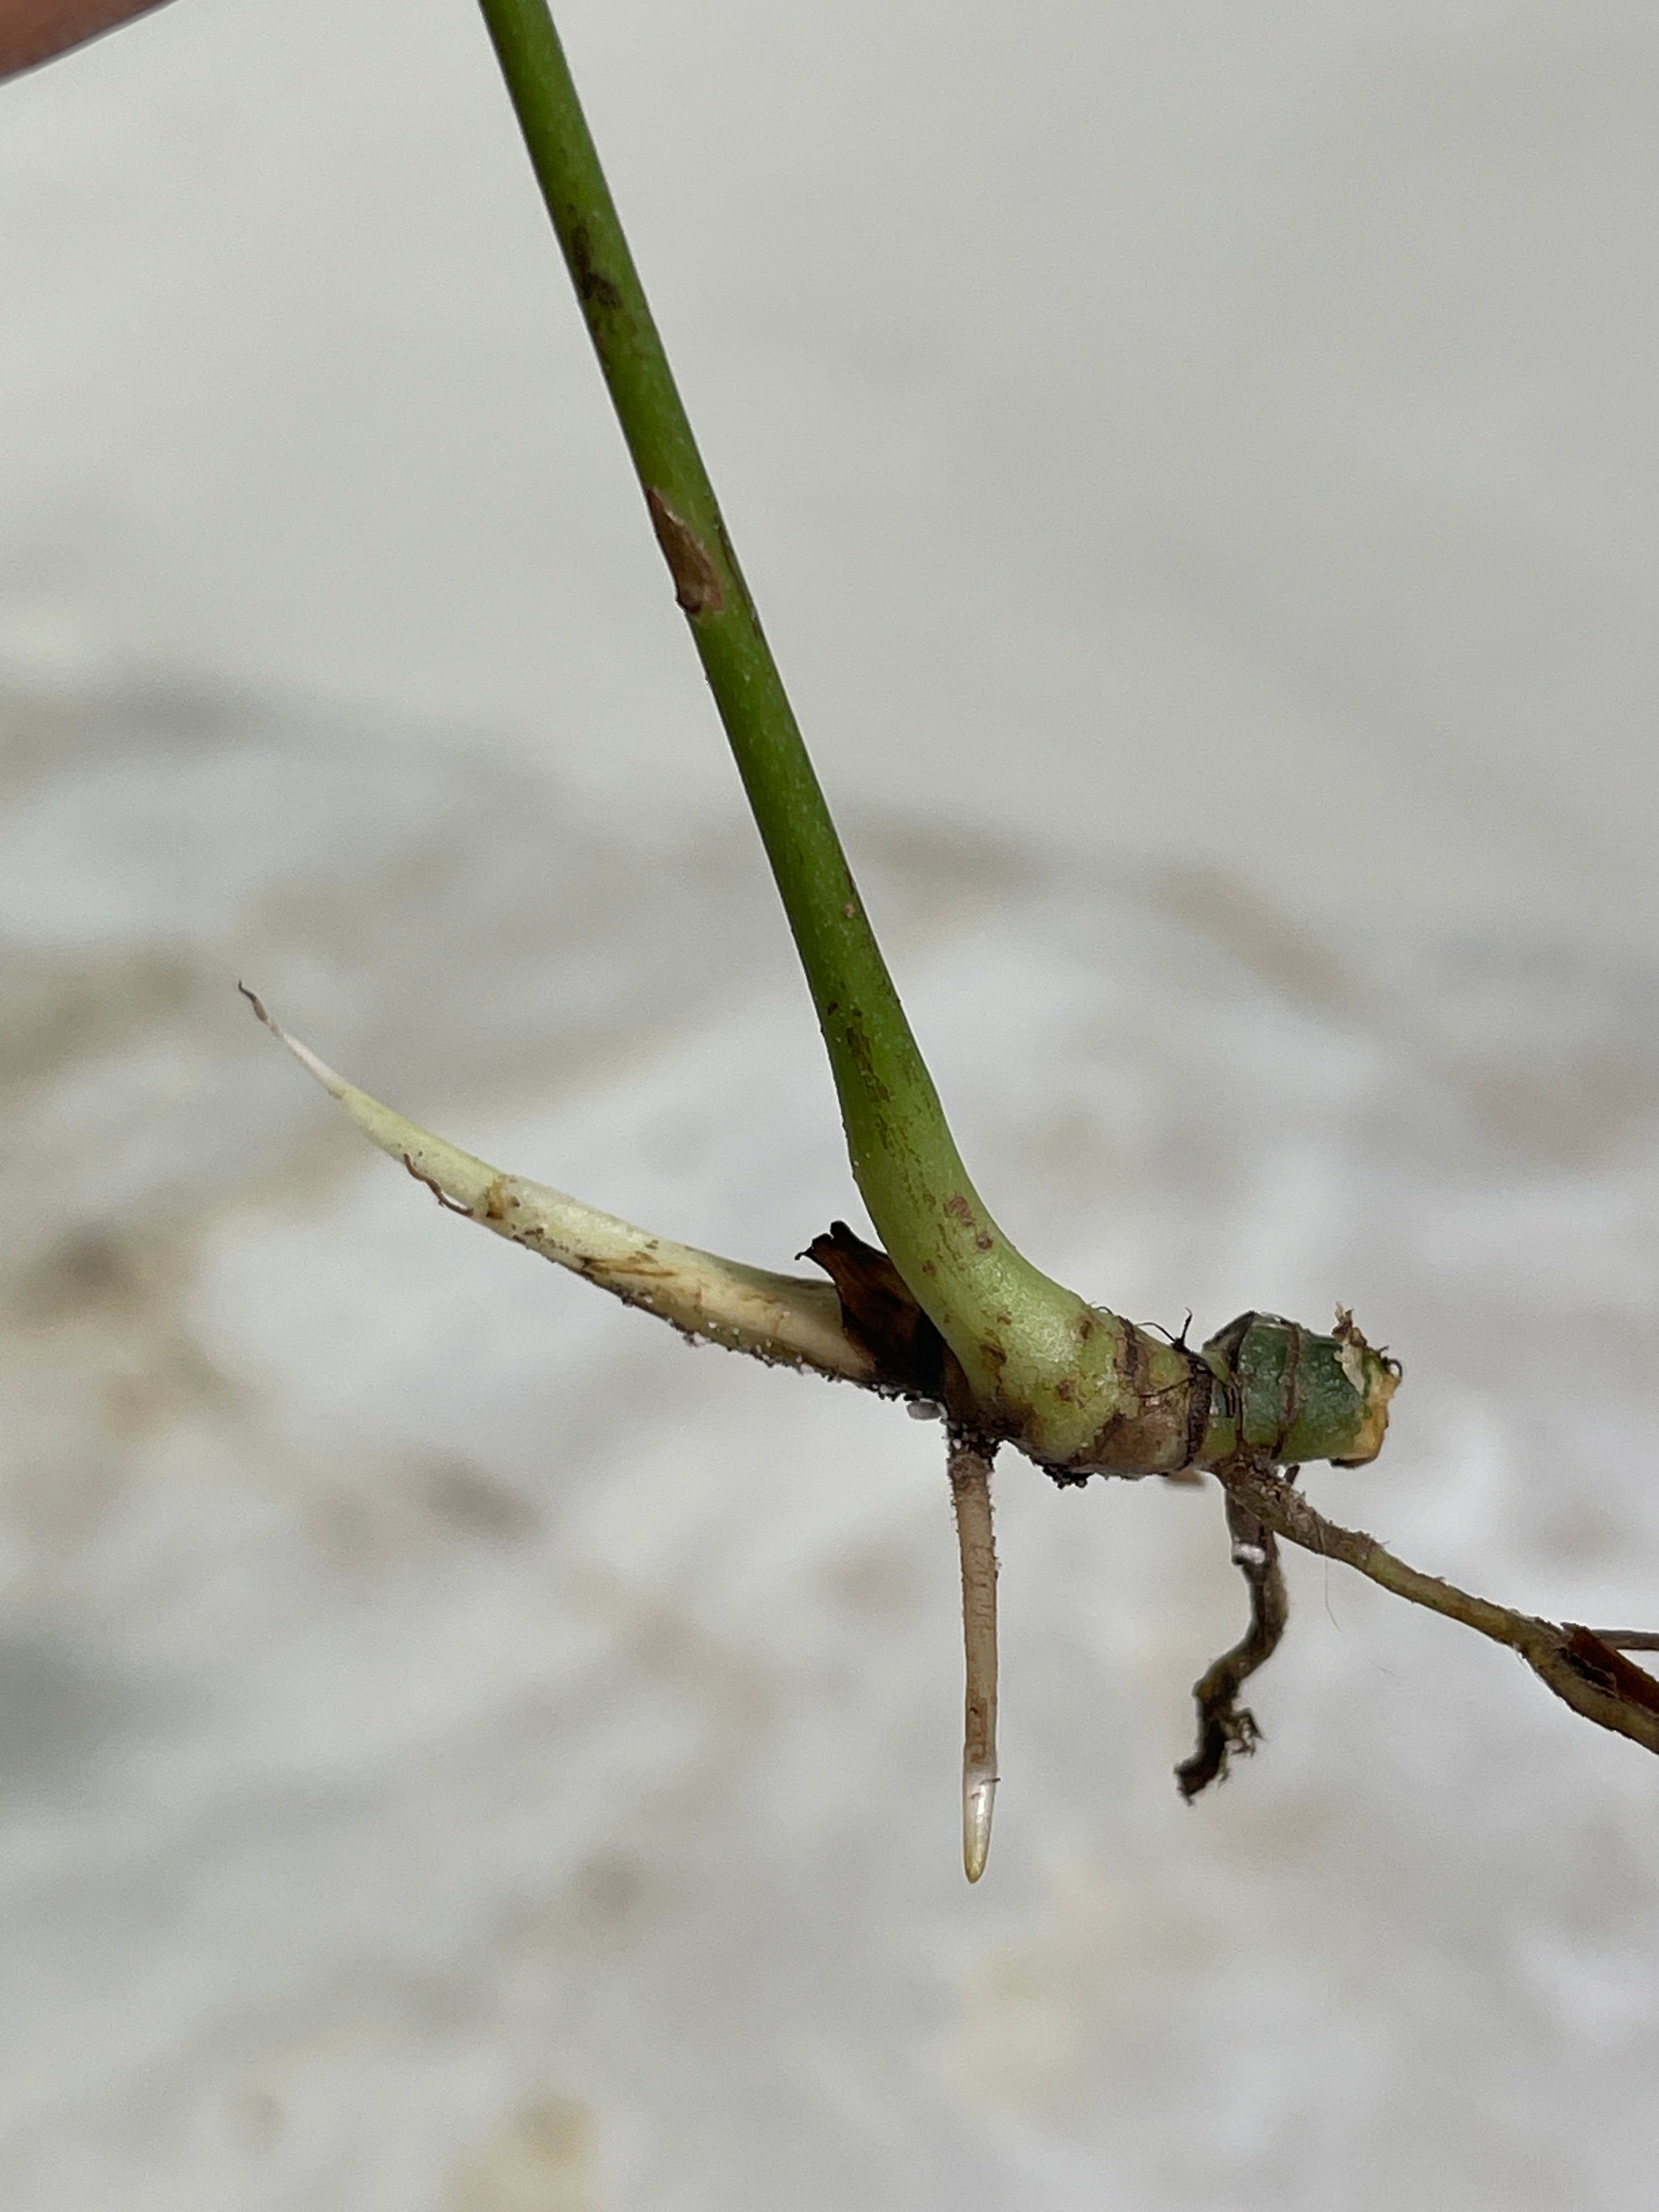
[1176,1476,1290,1801]
[1215,1459,1659,1759]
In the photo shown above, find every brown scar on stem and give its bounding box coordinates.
[646,489,725,614]
[567,221,623,310]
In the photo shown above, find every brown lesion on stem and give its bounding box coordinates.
[1177,1476,1291,1800]
[949,1430,1000,1882]
[645,488,725,615]
[566,221,623,311]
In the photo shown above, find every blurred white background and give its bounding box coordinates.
[2,2,1658,2205]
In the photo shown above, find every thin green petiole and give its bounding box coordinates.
[472,0,1109,1444]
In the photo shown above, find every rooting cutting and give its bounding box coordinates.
[7,0,1655,1894]
[244,986,1659,1877]
[232,0,1659,1879]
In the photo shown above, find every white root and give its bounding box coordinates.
[949,1436,1000,1882]
[241,988,875,1385]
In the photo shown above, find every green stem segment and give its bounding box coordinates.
[475,0,1101,1435]
[471,1,1400,1476]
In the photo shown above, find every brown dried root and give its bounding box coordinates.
[1215,1460,1659,1759]
[1176,1482,1291,1801]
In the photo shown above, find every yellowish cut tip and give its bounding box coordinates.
[963,1763,997,1883]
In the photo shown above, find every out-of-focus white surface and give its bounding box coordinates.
[3,2,1659,2205]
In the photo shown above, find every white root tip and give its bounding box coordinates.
[238,983,352,1099]
[962,1761,997,1883]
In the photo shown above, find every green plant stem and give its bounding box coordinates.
[469,1,1406,1479]
[473,0,1109,1440]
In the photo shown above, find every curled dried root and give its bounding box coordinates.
[1177,1477,1290,1801]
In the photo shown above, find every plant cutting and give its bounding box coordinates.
[12,0,1658,1882]
[250,0,1659,1877]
